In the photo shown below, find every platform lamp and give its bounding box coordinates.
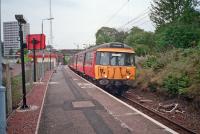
[15,14,29,109]
[42,18,54,73]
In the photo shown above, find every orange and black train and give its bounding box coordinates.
[68,42,136,95]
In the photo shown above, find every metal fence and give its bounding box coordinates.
[3,62,54,115]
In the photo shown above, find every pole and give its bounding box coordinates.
[49,0,53,70]
[19,22,28,109]
[6,64,12,114]
[33,44,36,82]
[41,20,44,78]
[50,47,51,70]
[49,0,52,45]
[0,0,6,132]
[42,17,54,72]
[42,20,44,33]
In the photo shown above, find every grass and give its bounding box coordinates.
[11,75,22,109]
[11,70,33,109]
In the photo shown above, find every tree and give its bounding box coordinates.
[150,0,199,27]
[115,31,128,43]
[124,27,155,56]
[155,23,200,49]
[125,27,155,47]
[95,27,118,45]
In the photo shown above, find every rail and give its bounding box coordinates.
[120,93,197,134]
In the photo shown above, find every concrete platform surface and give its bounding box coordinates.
[38,66,177,134]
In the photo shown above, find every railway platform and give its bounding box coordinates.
[37,65,177,134]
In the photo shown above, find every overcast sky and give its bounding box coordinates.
[2,0,155,49]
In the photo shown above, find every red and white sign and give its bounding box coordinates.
[26,34,46,50]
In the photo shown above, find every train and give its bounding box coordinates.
[68,42,136,95]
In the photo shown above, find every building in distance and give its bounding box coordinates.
[3,21,30,58]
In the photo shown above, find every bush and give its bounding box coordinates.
[143,56,157,68]
[11,75,22,108]
[163,74,190,95]
[143,56,165,71]
[197,68,200,80]
[135,44,150,56]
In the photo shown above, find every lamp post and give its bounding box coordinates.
[49,0,53,70]
[42,18,54,73]
[42,18,54,33]
[32,38,38,82]
[15,14,29,109]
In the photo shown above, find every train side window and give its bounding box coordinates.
[85,53,90,65]
[96,52,100,65]
[85,52,93,66]
[89,53,93,65]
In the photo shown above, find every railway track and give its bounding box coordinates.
[70,67,197,134]
[120,93,196,134]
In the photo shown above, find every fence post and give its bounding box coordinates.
[5,64,12,114]
[30,63,33,86]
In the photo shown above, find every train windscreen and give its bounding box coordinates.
[96,52,135,66]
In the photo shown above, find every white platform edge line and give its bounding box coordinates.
[35,71,53,134]
[66,66,178,134]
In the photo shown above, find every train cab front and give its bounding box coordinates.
[94,50,136,95]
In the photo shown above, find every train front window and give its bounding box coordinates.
[97,52,135,66]
[125,53,135,66]
[99,52,110,65]
[110,53,135,66]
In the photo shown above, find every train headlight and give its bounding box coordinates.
[104,75,107,78]
[126,75,130,79]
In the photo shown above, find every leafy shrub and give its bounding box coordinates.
[182,48,193,57]
[163,74,190,95]
[197,68,200,81]
[135,44,150,56]
[143,56,165,71]
[143,56,157,68]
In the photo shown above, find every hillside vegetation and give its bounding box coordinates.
[94,0,200,105]
[134,47,200,104]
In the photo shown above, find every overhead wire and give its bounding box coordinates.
[84,1,151,45]
[126,20,152,32]
[119,9,150,29]
[125,14,149,30]
[103,0,130,26]
[83,0,130,46]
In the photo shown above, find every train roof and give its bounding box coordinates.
[75,42,133,55]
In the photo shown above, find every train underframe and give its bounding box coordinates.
[96,78,132,95]
[69,68,132,96]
